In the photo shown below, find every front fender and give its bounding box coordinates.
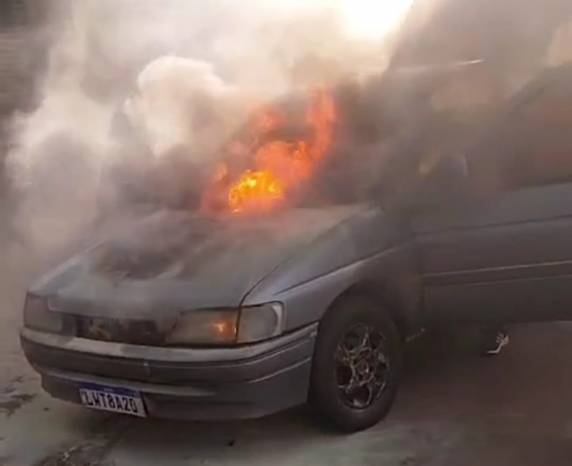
[243,242,421,333]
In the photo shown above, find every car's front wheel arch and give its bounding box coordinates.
[331,282,410,340]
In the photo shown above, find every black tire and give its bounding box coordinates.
[310,293,402,432]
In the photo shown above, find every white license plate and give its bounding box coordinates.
[79,383,147,417]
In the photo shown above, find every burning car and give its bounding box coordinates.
[21,82,413,432]
[21,64,572,432]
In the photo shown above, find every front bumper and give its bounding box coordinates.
[21,324,317,420]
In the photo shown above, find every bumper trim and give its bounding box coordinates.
[20,323,318,363]
[33,356,311,396]
[34,365,216,396]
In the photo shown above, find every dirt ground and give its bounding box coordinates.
[2,198,572,466]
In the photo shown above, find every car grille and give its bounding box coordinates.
[74,316,165,346]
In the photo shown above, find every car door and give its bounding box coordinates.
[410,66,572,324]
[412,182,572,324]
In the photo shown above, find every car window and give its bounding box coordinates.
[501,77,572,188]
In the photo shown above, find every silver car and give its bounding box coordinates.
[22,66,572,431]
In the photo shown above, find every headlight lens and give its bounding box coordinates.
[165,302,285,346]
[237,302,285,344]
[23,294,63,333]
[165,309,238,346]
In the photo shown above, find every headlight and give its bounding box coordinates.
[237,302,285,344]
[23,294,63,333]
[165,309,238,346]
[165,302,285,346]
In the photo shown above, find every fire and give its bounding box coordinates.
[202,89,337,214]
[229,170,285,212]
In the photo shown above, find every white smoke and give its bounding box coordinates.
[6,0,412,255]
[546,19,572,67]
[125,56,250,160]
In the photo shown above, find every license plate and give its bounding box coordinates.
[79,383,147,417]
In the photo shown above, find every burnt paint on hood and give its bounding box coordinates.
[30,206,365,320]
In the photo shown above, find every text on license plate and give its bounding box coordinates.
[79,383,146,417]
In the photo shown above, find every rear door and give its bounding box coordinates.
[411,68,572,324]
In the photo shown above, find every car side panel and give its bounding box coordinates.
[412,183,572,323]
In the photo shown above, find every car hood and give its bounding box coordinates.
[31,205,367,320]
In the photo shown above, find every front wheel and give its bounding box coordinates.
[310,293,402,432]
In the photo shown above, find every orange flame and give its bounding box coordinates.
[229,170,285,212]
[203,89,337,215]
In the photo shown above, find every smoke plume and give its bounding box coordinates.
[5,0,408,255]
